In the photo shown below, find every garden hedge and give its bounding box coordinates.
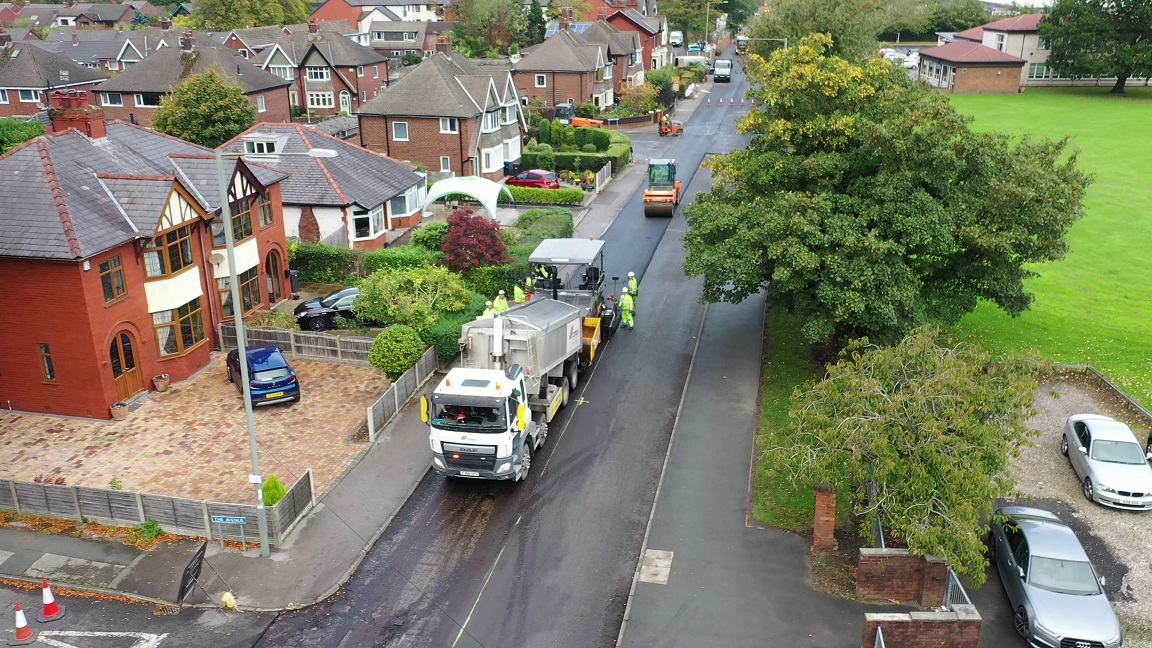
[501,185,585,205]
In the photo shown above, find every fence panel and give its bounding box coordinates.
[141,494,210,537]
[396,368,417,404]
[595,161,613,193]
[0,479,15,510]
[13,483,78,518]
[244,327,294,349]
[77,487,143,524]
[271,470,313,542]
[338,337,374,364]
[205,502,262,542]
[293,331,342,361]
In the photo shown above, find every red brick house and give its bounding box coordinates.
[0,30,108,117]
[513,27,612,109]
[91,32,292,127]
[310,0,444,32]
[606,8,669,70]
[0,90,291,419]
[580,20,644,92]
[72,4,135,28]
[918,41,1026,94]
[358,49,524,180]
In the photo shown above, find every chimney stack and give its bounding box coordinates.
[179,30,193,51]
[72,30,79,45]
[48,90,107,139]
[308,17,319,33]
[160,17,171,31]
[0,29,11,47]
[435,34,451,55]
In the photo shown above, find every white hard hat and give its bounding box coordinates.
[486,301,493,306]
[628,272,635,277]
[499,290,505,295]
[622,287,629,293]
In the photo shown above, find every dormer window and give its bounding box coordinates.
[244,140,277,154]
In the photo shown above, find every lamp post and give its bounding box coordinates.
[704,0,727,49]
[214,145,336,558]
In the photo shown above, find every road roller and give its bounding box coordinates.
[642,159,681,217]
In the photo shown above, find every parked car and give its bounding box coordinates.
[293,286,360,331]
[226,345,301,405]
[687,43,703,54]
[902,54,920,69]
[990,505,1122,648]
[1063,413,1152,509]
[506,169,560,189]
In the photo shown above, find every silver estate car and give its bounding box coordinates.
[1063,414,1152,510]
[990,506,1122,648]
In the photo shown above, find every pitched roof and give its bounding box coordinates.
[516,29,600,72]
[14,4,64,26]
[94,38,292,93]
[982,13,1044,32]
[954,26,985,42]
[920,41,1026,65]
[358,52,490,117]
[579,20,635,57]
[76,4,134,22]
[218,123,423,209]
[282,28,387,66]
[0,42,108,89]
[608,9,661,35]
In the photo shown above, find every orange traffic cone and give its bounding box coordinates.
[8,602,36,646]
[741,97,745,106]
[706,97,711,106]
[37,578,66,623]
[751,98,756,106]
[729,97,735,105]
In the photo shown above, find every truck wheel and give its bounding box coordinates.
[566,360,579,390]
[517,444,532,482]
[560,376,570,408]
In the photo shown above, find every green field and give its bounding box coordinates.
[949,88,1152,409]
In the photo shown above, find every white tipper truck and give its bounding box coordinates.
[420,238,617,481]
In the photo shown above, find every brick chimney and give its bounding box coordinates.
[72,30,79,46]
[0,29,11,47]
[308,17,319,33]
[435,34,451,55]
[160,17,171,31]
[179,30,193,51]
[48,89,107,139]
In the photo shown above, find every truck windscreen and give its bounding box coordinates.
[431,399,507,432]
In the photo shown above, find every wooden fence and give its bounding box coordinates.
[219,324,374,365]
[0,470,314,547]
[367,346,439,442]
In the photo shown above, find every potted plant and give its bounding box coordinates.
[110,402,129,421]
[153,373,170,392]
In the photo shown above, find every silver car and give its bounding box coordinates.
[990,506,1122,647]
[1063,414,1152,510]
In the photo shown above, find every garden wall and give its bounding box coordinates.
[856,548,947,607]
[862,609,981,648]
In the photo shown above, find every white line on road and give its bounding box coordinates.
[37,631,168,648]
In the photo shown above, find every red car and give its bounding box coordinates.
[506,169,560,189]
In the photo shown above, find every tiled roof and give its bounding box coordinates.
[920,41,1026,65]
[579,20,637,58]
[954,26,985,42]
[99,174,175,230]
[0,42,108,89]
[283,29,387,66]
[358,52,489,117]
[983,13,1044,32]
[77,4,133,21]
[94,38,292,93]
[516,29,600,72]
[609,8,660,35]
[218,123,422,209]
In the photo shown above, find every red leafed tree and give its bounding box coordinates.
[441,208,510,272]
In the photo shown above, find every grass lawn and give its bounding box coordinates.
[752,87,1152,530]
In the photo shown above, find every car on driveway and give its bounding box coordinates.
[505,169,560,189]
[293,286,360,331]
[226,345,301,404]
[990,505,1122,648]
[1063,413,1152,510]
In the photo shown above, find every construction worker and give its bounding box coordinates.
[513,281,526,305]
[619,287,635,330]
[627,271,638,298]
[482,301,496,317]
[493,290,509,312]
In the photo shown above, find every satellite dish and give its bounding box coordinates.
[35,102,46,110]
[209,252,225,264]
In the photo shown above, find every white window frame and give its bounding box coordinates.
[480,145,501,173]
[357,66,364,77]
[392,50,402,56]
[392,121,409,141]
[372,31,385,40]
[269,65,294,80]
[534,74,546,88]
[1037,37,1047,50]
[133,93,162,107]
[257,95,266,112]
[373,65,379,78]
[440,117,458,134]
[239,49,249,59]
[440,156,451,172]
[306,66,330,81]
[107,60,120,71]
[101,92,124,107]
[403,32,416,41]
[307,92,334,108]
[995,33,1006,52]
[483,111,499,133]
[0,89,7,104]
[503,105,516,124]
[18,89,38,103]
[388,184,419,217]
[244,140,277,154]
[351,203,386,240]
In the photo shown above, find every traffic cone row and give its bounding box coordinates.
[8,580,65,646]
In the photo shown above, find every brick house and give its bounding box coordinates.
[513,27,612,109]
[310,0,445,32]
[606,8,669,71]
[0,31,108,117]
[219,20,358,60]
[579,20,644,92]
[72,4,136,28]
[368,20,451,60]
[0,90,291,419]
[19,27,171,72]
[918,41,1026,94]
[92,32,292,126]
[358,49,524,180]
[220,123,427,249]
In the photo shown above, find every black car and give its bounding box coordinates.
[293,287,360,331]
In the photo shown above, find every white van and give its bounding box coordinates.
[675,55,711,70]
[670,31,683,47]
[714,59,733,82]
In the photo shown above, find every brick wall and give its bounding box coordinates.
[1,84,99,118]
[360,114,480,177]
[856,548,949,608]
[949,64,1023,94]
[813,487,836,550]
[513,71,591,106]
[307,0,359,30]
[862,608,981,648]
[98,89,291,127]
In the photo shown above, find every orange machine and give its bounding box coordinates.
[642,159,681,217]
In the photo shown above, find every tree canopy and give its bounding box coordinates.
[450,0,529,54]
[1038,0,1152,94]
[151,67,256,148]
[355,265,472,331]
[0,118,45,153]
[745,0,883,62]
[779,325,1042,586]
[682,34,1092,350]
[186,0,283,30]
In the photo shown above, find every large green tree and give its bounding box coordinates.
[451,0,529,54]
[929,0,987,32]
[682,34,1092,350]
[526,0,547,46]
[879,0,935,41]
[186,0,283,30]
[1038,0,1152,94]
[746,0,883,61]
[355,265,472,331]
[152,67,256,148]
[778,325,1041,586]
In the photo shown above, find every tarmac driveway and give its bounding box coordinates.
[0,352,388,503]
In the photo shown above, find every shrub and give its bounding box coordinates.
[591,129,611,151]
[292,242,360,282]
[582,143,597,153]
[421,292,488,360]
[262,474,287,506]
[410,221,449,251]
[573,126,593,149]
[356,265,471,330]
[128,519,163,546]
[501,185,585,205]
[550,120,563,146]
[531,148,555,170]
[334,315,370,336]
[464,261,530,298]
[441,209,511,272]
[364,245,435,274]
[247,310,298,329]
[564,126,576,145]
[538,118,551,144]
[369,324,426,379]
[619,83,659,116]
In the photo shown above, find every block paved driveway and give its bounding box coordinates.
[0,352,388,503]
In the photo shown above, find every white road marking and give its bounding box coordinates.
[37,631,168,648]
[638,549,673,585]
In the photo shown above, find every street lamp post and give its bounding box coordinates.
[704,0,727,49]
[214,145,336,558]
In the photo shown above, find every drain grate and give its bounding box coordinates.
[153,604,181,616]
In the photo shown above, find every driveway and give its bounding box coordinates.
[0,352,388,503]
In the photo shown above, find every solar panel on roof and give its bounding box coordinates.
[543,21,593,38]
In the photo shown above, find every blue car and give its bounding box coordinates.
[226,345,301,405]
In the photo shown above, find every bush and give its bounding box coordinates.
[441,209,511,272]
[262,474,287,506]
[464,261,530,298]
[364,245,435,274]
[247,310,298,329]
[292,242,360,282]
[420,292,488,360]
[538,118,551,144]
[369,324,426,379]
[591,129,611,151]
[550,121,563,146]
[582,143,597,153]
[128,519,164,546]
[501,185,585,205]
[410,221,449,251]
[534,148,556,170]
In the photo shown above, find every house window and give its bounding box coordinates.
[269,65,294,80]
[153,297,205,356]
[440,156,451,172]
[306,66,330,81]
[373,65,379,78]
[143,224,194,278]
[99,256,126,302]
[1037,37,1047,50]
[357,66,364,77]
[504,105,516,124]
[0,89,7,104]
[352,203,386,239]
[216,266,261,318]
[393,121,409,141]
[38,343,57,382]
[440,117,458,133]
[107,60,120,71]
[373,31,385,39]
[244,140,276,154]
[257,193,274,227]
[212,201,254,247]
[307,92,334,108]
[403,32,416,41]
[18,89,37,103]
[389,184,419,216]
[101,92,123,107]
[239,49,249,59]
[257,95,266,112]
[483,111,499,132]
[995,33,1006,51]
[134,93,162,107]
[535,74,546,87]
[392,50,402,56]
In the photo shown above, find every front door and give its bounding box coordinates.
[265,251,282,303]
[340,91,351,114]
[110,330,143,401]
